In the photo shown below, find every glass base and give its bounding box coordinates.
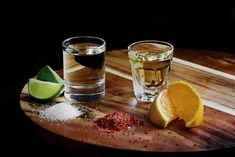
[135,94,156,103]
[134,82,167,103]
[64,91,105,103]
[64,80,105,103]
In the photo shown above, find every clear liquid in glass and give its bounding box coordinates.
[63,43,105,102]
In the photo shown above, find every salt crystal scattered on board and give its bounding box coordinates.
[40,102,82,122]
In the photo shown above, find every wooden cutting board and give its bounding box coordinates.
[20,49,235,152]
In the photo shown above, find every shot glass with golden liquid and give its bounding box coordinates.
[128,40,174,102]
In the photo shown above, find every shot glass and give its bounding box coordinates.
[62,36,106,102]
[128,40,174,102]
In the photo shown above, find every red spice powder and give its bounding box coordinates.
[94,112,144,133]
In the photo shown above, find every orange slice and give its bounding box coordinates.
[149,80,204,128]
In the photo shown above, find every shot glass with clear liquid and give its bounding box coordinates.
[62,36,106,103]
[128,40,174,102]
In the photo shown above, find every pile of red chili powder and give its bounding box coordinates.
[94,112,144,133]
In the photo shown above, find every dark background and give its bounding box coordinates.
[2,7,235,83]
[1,5,235,156]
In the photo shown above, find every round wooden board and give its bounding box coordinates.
[20,50,235,152]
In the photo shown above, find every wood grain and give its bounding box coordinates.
[20,49,235,152]
[174,48,235,75]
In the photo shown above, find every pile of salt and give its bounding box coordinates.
[40,102,82,122]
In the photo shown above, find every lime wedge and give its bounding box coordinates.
[28,79,64,100]
[37,65,64,85]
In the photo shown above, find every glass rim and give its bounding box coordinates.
[128,40,174,54]
[62,36,106,51]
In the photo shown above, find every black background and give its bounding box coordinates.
[2,6,235,83]
[1,4,235,157]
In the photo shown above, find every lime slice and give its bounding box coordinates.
[28,79,64,100]
[37,65,64,85]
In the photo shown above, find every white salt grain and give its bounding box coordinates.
[40,102,82,122]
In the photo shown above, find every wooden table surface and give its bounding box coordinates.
[19,48,235,153]
[174,48,235,75]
